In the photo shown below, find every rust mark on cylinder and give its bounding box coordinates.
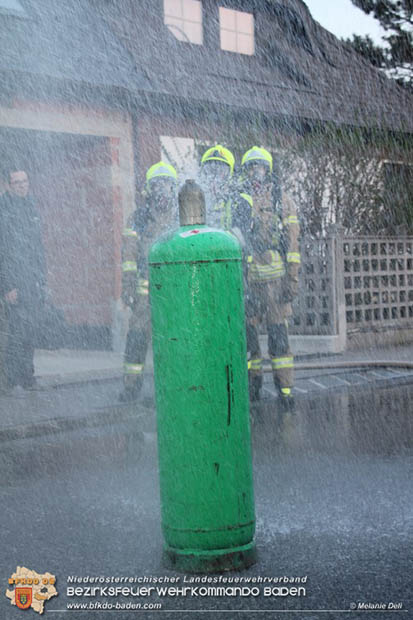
[225,364,234,426]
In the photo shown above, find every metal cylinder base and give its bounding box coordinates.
[163,541,257,574]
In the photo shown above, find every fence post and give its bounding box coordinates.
[328,224,347,351]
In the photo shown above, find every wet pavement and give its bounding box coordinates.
[2,351,413,443]
[1,376,413,619]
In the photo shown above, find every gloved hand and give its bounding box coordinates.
[282,276,298,302]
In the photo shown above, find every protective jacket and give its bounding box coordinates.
[233,178,300,315]
[122,195,176,302]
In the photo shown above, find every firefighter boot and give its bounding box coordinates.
[278,387,295,413]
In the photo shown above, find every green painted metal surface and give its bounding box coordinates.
[149,225,256,571]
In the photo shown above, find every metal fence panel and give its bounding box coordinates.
[290,237,337,335]
[343,236,413,333]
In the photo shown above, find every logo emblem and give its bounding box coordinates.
[6,567,58,614]
[16,587,32,610]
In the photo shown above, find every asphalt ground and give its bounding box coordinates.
[1,375,413,619]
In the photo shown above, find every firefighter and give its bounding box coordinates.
[199,144,235,229]
[119,161,178,402]
[234,147,301,409]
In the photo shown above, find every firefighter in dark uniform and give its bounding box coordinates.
[119,161,178,402]
[234,147,301,409]
[0,169,47,391]
[0,219,8,395]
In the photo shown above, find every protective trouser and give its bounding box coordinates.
[122,280,150,395]
[268,320,294,398]
[246,321,263,400]
[246,268,294,399]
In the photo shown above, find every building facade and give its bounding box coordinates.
[1,0,412,348]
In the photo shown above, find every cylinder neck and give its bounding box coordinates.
[179,180,206,227]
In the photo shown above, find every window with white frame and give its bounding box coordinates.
[160,136,198,179]
[164,0,203,45]
[219,7,254,55]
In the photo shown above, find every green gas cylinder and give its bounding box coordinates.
[149,181,255,572]
[149,180,256,573]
